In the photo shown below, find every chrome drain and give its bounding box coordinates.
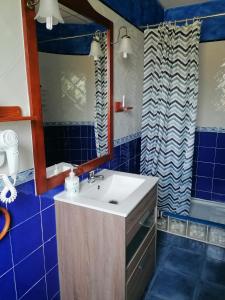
[108,200,119,205]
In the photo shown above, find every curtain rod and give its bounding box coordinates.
[38,33,94,44]
[140,12,225,29]
[38,31,107,44]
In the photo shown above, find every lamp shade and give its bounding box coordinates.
[35,0,64,30]
[119,35,132,59]
[89,39,103,61]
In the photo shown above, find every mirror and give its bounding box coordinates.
[37,5,108,177]
[22,0,113,194]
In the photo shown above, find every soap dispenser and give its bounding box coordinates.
[65,167,79,195]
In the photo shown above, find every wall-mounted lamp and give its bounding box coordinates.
[114,26,132,59]
[89,31,103,61]
[27,0,64,30]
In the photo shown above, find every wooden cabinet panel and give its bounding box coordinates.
[55,183,158,300]
[126,235,156,300]
[55,201,126,300]
[126,225,156,281]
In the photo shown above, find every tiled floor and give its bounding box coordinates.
[144,232,225,300]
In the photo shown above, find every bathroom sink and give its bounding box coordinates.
[54,169,158,217]
[81,174,145,204]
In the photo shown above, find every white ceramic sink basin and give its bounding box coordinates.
[81,174,145,203]
[54,170,158,217]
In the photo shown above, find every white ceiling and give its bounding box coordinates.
[159,0,209,9]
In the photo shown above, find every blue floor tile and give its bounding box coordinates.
[196,281,225,300]
[150,269,196,300]
[144,294,165,300]
[145,232,225,300]
[206,245,225,262]
[164,247,204,277]
[201,257,225,286]
[156,244,170,267]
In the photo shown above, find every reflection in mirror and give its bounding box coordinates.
[36,4,108,177]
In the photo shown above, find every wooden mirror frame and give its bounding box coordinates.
[21,0,114,194]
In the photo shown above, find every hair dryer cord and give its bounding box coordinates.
[0,174,17,204]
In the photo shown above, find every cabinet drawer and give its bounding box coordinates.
[126,185,157,246]
[126,235,156,300]
[126,224,156,280]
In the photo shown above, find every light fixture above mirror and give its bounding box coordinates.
[89,31,104,61]
[27,0,64,30]
[114,26,133,59]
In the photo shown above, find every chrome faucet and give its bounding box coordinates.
[88,170,104,183]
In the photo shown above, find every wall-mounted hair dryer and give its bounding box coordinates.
[0,130,19,204]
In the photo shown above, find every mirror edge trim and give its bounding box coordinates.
[21,0,114,194]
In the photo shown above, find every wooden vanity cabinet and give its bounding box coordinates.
[55,184,157,300]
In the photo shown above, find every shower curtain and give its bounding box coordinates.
[94,34,108,157]
[141,21,201,216]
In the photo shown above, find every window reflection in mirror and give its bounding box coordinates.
[36,4,108,177]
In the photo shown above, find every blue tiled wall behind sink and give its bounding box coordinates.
[192,129,225,203]
[44,125,97,167]
[0,133,141,300]
[0,181,61,300]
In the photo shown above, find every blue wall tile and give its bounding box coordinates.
[192,130,225,203]
[0,234,13,277]
[44,236,58,273]
[198,147,215,163]
[212,193,225,203]
[44,125,97,166]
[46,265,60,300]
[22,278,47,300]
[199,132,217,148]
[213,179,225,195]
[195,190,212,201]
[15,248,45,298]
[214,164,225,180]
[8,192,40,228]
[215,149,225,164]
[10,214,42,264]
[42,206,56,242]
[0,270,17,300]
[217,133,225,148]
[196,177,212,192]
[197,162,214,178]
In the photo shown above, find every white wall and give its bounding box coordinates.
[89,0,144,139]
[197,40,225,128]
[39,53,96,123]
[0,1,33,175]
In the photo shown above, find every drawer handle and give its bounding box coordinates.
[139,209,155,229]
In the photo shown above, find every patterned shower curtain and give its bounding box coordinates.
[141,21,201,216]
[94,34,108,157]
